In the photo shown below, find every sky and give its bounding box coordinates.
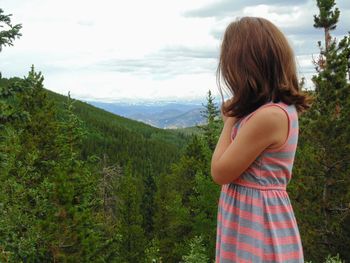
[1,0,349,103]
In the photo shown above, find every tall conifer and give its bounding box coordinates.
[292,0,350,260]
[198,90,221,152]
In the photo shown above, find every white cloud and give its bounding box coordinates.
[44,70,219,103]
[1,0,349,102]
[1,0,221,102]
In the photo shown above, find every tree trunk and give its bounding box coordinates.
[325,27,331,52]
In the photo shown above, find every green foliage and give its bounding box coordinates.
[305,254,345,263]
[0,66,63,261]
[0,67,120,261]
[0,70,193,261]
[314,0,340,30]
[153,93,221,262]
[0,77,29,171]
[324,254,345,263]
[116,161,146,262]
[144,238,162,263]
[290,1,350,261]
[46,89,187,176]
[173,125,204,137]
[182,235,209,263]
[140,160,157,238]
[0,77,29,125]
[0,8,22,52]
[197,90,221,151]
[189,170,220,260]
[314,0,340,52]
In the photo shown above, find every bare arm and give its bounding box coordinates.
[211,107,288,185]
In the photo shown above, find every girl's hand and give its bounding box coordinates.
[221,98,233,123]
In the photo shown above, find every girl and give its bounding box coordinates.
[211,17,312,263]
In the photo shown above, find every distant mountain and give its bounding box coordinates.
[86,101,208,128]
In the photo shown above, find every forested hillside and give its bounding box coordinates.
[45,88,191,173]
[0,0,349,262]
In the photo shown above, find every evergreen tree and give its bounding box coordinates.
[311,0,350,258]
[189,170,220,261]
[140,159,156,239]
[0,68,110,261]
[0,77,28,174]
[0,67,63,261]
[197,90,221,151]
[153,133,221,262]
[153,135,206,262]
[182,235,209,263]
[16,66,61,174]
[153,170,174,261]
[291,0,350,261]
[0,8,22,52]
[144,238,162,263]
[49,91,103,261]
[313,0,340,52]
[0,9,23,173]
[116,161,147,262]
[153,92,223,262]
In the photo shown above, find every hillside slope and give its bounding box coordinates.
[47,88,193,174]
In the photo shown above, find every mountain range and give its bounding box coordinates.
[86,100,209,129]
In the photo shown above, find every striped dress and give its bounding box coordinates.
[215,101,304,263]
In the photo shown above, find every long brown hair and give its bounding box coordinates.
[217,16,313,118]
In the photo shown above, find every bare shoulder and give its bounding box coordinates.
[255,105,287,122]
[240,105,288,147]
[245,105,288,128]
[249,105,289,148]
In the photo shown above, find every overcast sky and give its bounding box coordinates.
[1,0,349,103]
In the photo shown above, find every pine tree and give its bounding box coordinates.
[140,159,157,239]
[153,134,218,262]
[291,0,350,260]
[0,69,111,261]
[0,9,24,174]
[182,235,209,263]
[189,170,220,261]
[197,90,221,152]
[144,238,162,263]
[116,161,146,262]
[49,91,102,261]
[0,67,63,261]
[312,0,350,253]
[0,8,22,52]
[0,78,28,126]
[0,78,29,174]
[313,0,340,52]
[16,66,61,174]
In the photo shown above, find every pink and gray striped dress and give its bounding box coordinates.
[215,101,304,263]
